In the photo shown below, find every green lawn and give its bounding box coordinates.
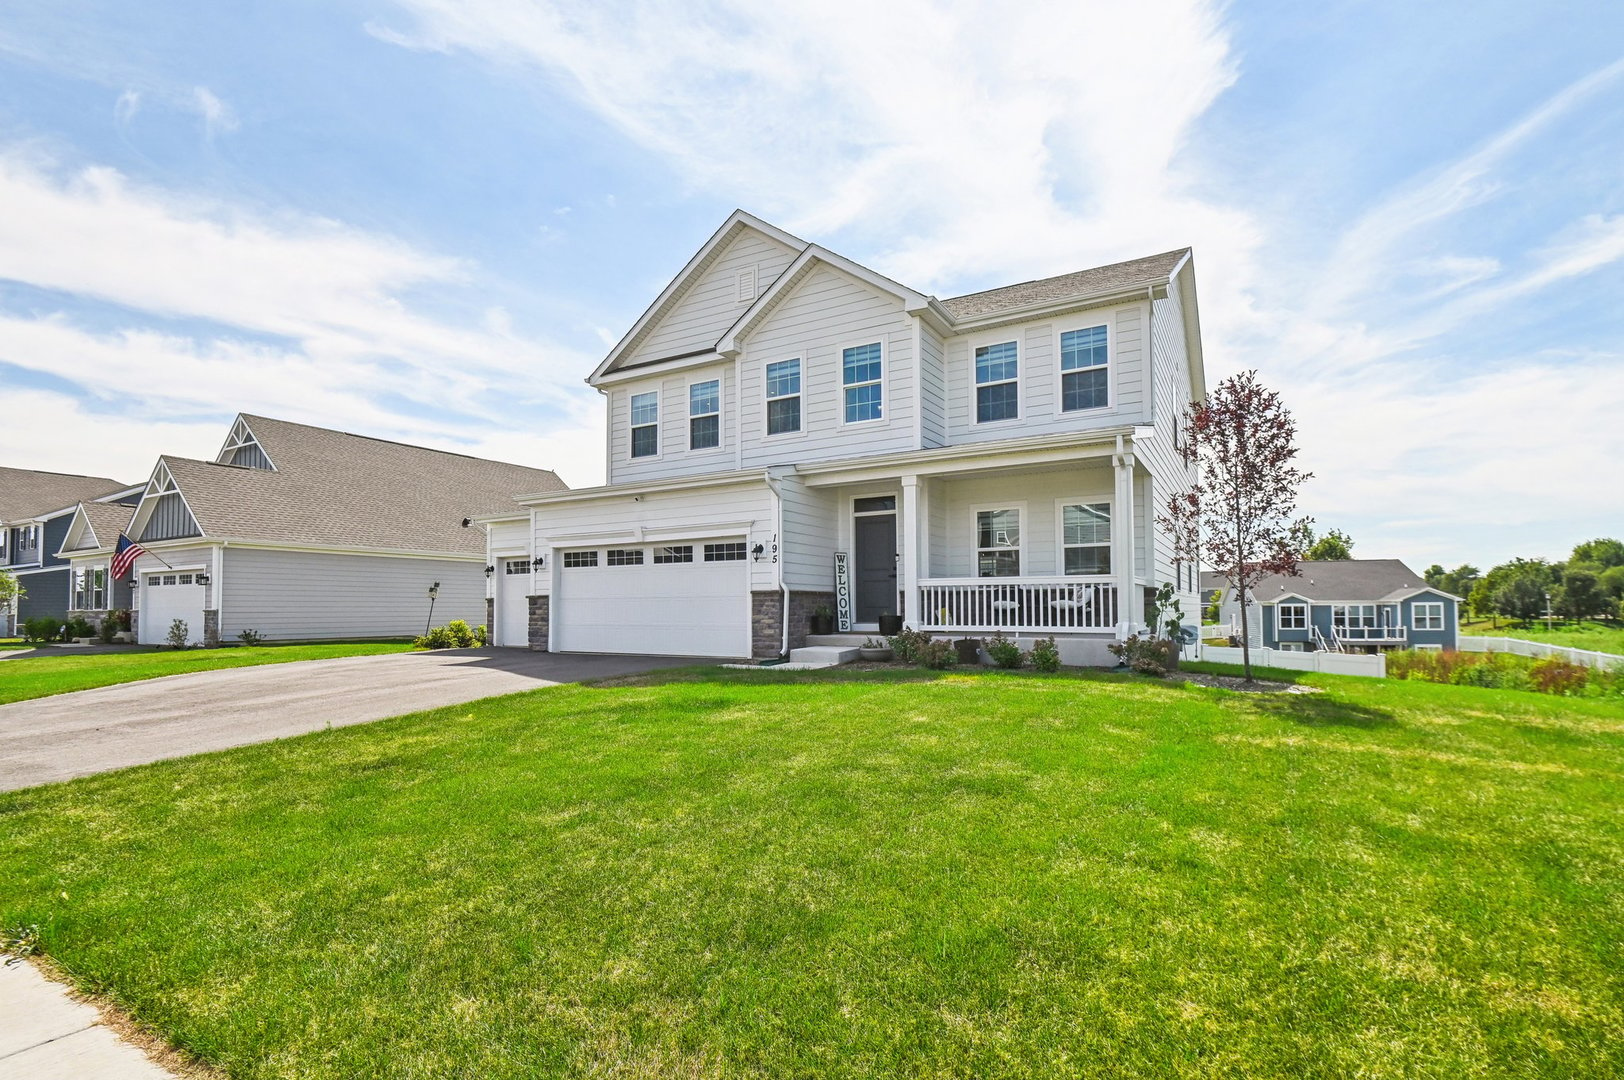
[0,641,415,704]
[3,668,1621,1078]
[1461,616,1624,657]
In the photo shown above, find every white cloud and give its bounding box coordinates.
[114,88,141,125]
[191,86,239,138]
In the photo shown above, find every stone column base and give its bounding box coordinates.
[528,594,550,651]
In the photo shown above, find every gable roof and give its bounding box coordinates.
[1249,560,1454,604]
[130,415,568,556]
[0,467,129,524]
[62,499,139,554]
[938,249,1192,320]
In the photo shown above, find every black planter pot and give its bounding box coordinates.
[878,614,904,636]
[810,614,835,636]
[955,637,983,665]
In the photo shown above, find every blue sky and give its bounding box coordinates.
[1,0,1620,569]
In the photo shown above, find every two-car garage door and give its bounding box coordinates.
[554,540,750,658]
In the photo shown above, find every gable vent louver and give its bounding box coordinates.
[736,266,757,303]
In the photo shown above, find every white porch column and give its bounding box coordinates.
[1113,445,1137,639]
[900,474,920,627]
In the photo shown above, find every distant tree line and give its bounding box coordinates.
[1426,538,1624,624]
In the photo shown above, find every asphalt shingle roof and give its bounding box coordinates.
[158,415,567,556]
[0,467,129,523]
[938,249,1191,320]
[1249,560,1441,603]
[66,499,139,552]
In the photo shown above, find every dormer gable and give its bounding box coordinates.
[129,459,202,543]
[217,415,275,470]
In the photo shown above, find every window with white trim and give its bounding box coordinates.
[704,542,748,562]
[72,566,88,609]
[765,359,801,435]
[606,548,644,566]
[630,392,659,458]
[503,559,530,575]
[563,551,598,568]
[1059,324,1109,411]
[842,343,883,423]
[976,508,1021,577]
[1332,604,1376,629]
[689,380,720,451]
[654,545,694,564]
[1413,602,1444,631]
[1278,603,1308,630]
[974,341,1019,423]
[1060,502,1111,575]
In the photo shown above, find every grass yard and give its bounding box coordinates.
[2,667,1622,1078]
[1461,616,1624,657]
[0,641,415,704]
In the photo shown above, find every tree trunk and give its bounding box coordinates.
[1238,589,1253,682]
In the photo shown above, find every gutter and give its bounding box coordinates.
[763,469,789,658]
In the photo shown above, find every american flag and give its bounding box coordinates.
[111,533,148,579]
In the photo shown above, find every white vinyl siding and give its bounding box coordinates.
[606,361,736,484]
[934,470,1116,579]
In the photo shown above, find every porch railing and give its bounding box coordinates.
[1333,625,1407,643]
[916,577,1118,633]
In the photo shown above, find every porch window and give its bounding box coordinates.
[1332,604,1376,630]
[1413,602,1444,631]
[689,380,720,450]
[765,359,801,435]
[1278,603,1307,630]
[630,392,659,458]
[1060,325,1108,411]
[976,508,1021,577]
[974,341,1019,423]
[1060,502,1111,575]
[842,343,883,423]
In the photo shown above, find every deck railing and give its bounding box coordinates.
[1334,625,1407,642]
[916,577,1118,633]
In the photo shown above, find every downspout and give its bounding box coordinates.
[764,468,789,658]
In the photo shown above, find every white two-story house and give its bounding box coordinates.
[480,210,1205,664]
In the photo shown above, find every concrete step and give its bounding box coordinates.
[788,645,860,665]
[804,634,878,647]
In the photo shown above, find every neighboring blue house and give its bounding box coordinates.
[1214,559,1461,653]
[0,467,139,634]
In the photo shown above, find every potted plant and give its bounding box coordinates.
[954,637,983,665]
[858,636,892,661]
[809,603,835,636]
[877,613,903,635]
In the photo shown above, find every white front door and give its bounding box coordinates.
[138,571,205,645]
[496,558,532,647]
[554,541,750,658]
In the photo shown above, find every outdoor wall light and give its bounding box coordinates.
[531,554,546,570]
[752,543,766,561]
[484,564,495,577]
[428,582,440,598]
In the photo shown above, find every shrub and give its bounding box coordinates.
[415,619,483,650]
[917,639,957,670]
[63,616,96,639]
[166,618,190,650]
[1387,648,1617,697]
[97,617,118,644]
[1029,636,1061,673]
[110,608,132,631]
[237,629,265,647]
[22,615,63,643]
[1109,633,1168,676]
[1529,655,1590,696]
[888,628,933,665]
[986,632,1026,670]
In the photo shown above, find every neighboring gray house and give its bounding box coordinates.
[60,414,567,645]
[479,209,1206,664]
[0,467,137,635]
[1214,559,1461,652]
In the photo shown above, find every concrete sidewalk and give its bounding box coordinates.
[0,959,183,1078]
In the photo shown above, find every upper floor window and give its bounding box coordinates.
[1060,502,1111,575]
[1278,603,1307,630]
[1059,325,1109,411]
[689,380,720,450]
[976,508,1021,577]
[765,359,801,436]
[1413,602,1444,631]
[630,392,659,458]
[842,343,883,423]
[974,341,1019,423]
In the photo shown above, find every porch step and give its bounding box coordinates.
[788,645,860,666]
[804,634,875,647]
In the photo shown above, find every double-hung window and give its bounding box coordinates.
[1278,603,1308,630]
[974,341,1019,423]
[72,567,87,609]
[90,567,106,609]
[1413,602,1444,631]
[842,342,883,423]
[765,359,801,435]
[1060,502,1111,574]
[1059,325,1109,411]
[689,380,720,450]
[976,508,1021,577]
[629,392,659,458]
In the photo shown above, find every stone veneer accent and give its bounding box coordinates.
[528,594,550,651]
[485,597,494,645]
[751,590,838,658]
[203,608,220,647]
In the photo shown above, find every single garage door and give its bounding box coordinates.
[554,540,750,658]
[138,571,206,645]
[495,557,532,647]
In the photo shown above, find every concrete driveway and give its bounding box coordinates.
[0,649,703,792]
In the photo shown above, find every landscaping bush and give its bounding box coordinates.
[1109,633,1168,676]
[63,616,96,640]
[415,619,483,650]
[22,615,63,643]
[1530,655,1593,696]
[916,639,957,670]
[888,628,933,665]
[97,617,118,644]
[166,619,190,650]
[985,632,1026,669]
[1029,635,1061,673]
[1387,648,1619,697]
[237,629,265,647]
[110,609,132,632]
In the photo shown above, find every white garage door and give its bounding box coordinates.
[138,571,206,645]
[554,540,750,658]
[495,557,532,647]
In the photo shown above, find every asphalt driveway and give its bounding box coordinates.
[0,649,702,792]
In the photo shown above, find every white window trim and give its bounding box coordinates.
[686,375,725,455]
[762,357,805,440]
[838,338,885,427]
[972,501,1027,578]
[1413,602,1445,631]
[1278,602,1308,631]
[628,388,661,461]
[971,336,1022,426]
[1053,496,1113,578]
[1053,316,1113,414]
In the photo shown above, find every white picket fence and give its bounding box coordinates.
[1457,636,1624,670]
[1195,644,1387,677]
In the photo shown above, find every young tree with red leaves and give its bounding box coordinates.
[1161,370,1314,682]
